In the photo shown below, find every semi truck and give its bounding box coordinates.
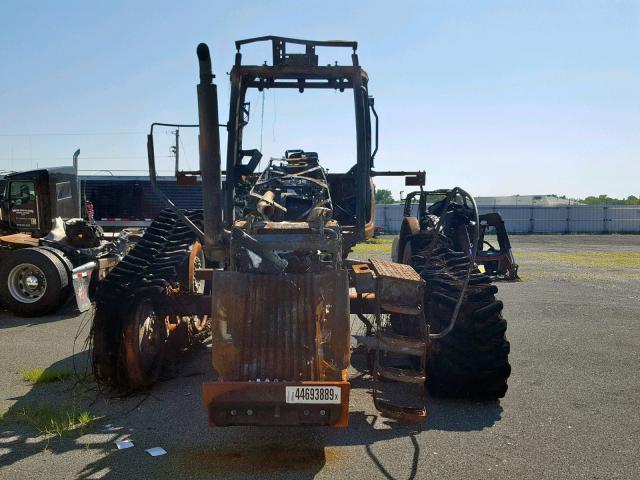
[0,151,136,317]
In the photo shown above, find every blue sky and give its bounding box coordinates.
[1,0,638,198]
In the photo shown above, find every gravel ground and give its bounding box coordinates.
[1,234,639,479]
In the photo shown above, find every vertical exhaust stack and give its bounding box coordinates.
[73,148,81,217]
[196,43,225,261]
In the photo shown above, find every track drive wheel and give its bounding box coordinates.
[186,241,208,334]
[123,297,167,390]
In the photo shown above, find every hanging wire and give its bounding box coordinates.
[260,89,265,152]
[258,89,266,172]
[272,89,277,142]
[179,133,191,171]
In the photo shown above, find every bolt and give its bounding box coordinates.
[24,275,39,290]
[303,409,310,416]
[319,409,326,416]
[246,409,254,416]
[230,409,237,416]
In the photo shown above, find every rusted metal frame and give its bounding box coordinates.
[252,161,324,181]
[250,220,339,231]
[368,261,428,422]
[245,80,354,90]
[235,35,357,53]
[369,96,379,166]
[352,76,369,240]
[403,191,422,217]
[148,122,223,183]
[406,188,455,220]
[349,292,378,314]
[372,269,384,409]
[238,232,339,252]
[288,164,322,177]
[281,173,328,189]
[226,63,370,236]
[235,65,367,82]
[224,69,244,227]
[253,165,329,190]
[230,229,288,272]
[235,36,357,72]
[202,380,350,427]
[373,170,426,178]
[147,126,206,243]
[361,86,373,227]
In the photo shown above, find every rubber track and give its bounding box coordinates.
[91,209,203,390]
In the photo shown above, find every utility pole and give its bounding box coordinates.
[171,129,179,175]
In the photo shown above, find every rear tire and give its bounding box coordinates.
[407,236,511,399]
[0,248,69,317]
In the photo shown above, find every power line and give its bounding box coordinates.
[78,169,175,173]
[0,155,172,161]
[0,131,146,137]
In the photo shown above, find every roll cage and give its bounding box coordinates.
[225,36,375,238]
[146,36,425,249]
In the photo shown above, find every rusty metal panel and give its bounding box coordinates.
[369,258,423,283]
[210,270,350,383]
[202,380,350,427]
[369,258,424,315]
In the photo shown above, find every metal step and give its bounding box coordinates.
[379,332,426,357]
[377,366,426,384]
[374,399,426,422]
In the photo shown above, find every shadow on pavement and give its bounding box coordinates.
[0,300,81,330]
[1,345,504,480]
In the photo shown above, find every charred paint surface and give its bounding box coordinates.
[210,270,350,382]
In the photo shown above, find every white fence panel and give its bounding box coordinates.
[569,206,605,233]
[532,207,567,233]
[374,204,640,234]
[607,206,640,233]
[482,206,530,233]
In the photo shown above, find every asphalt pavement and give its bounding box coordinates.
[1,235,639,479]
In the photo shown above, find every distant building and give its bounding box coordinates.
[474,195,577,206]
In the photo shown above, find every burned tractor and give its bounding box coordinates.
[398,190,519,281]
[91,36,510,426]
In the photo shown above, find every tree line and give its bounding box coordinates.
[376,190,640,205]
[558,195,640,205]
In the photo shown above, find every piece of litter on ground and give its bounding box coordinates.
[145,447,167,457]
[115,440,134,450]
[104,424,112,429]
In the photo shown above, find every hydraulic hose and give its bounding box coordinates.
[429,187,479,340]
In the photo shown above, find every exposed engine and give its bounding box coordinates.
[230,150,342,275]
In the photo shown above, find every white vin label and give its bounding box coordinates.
[285,386,341,404]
